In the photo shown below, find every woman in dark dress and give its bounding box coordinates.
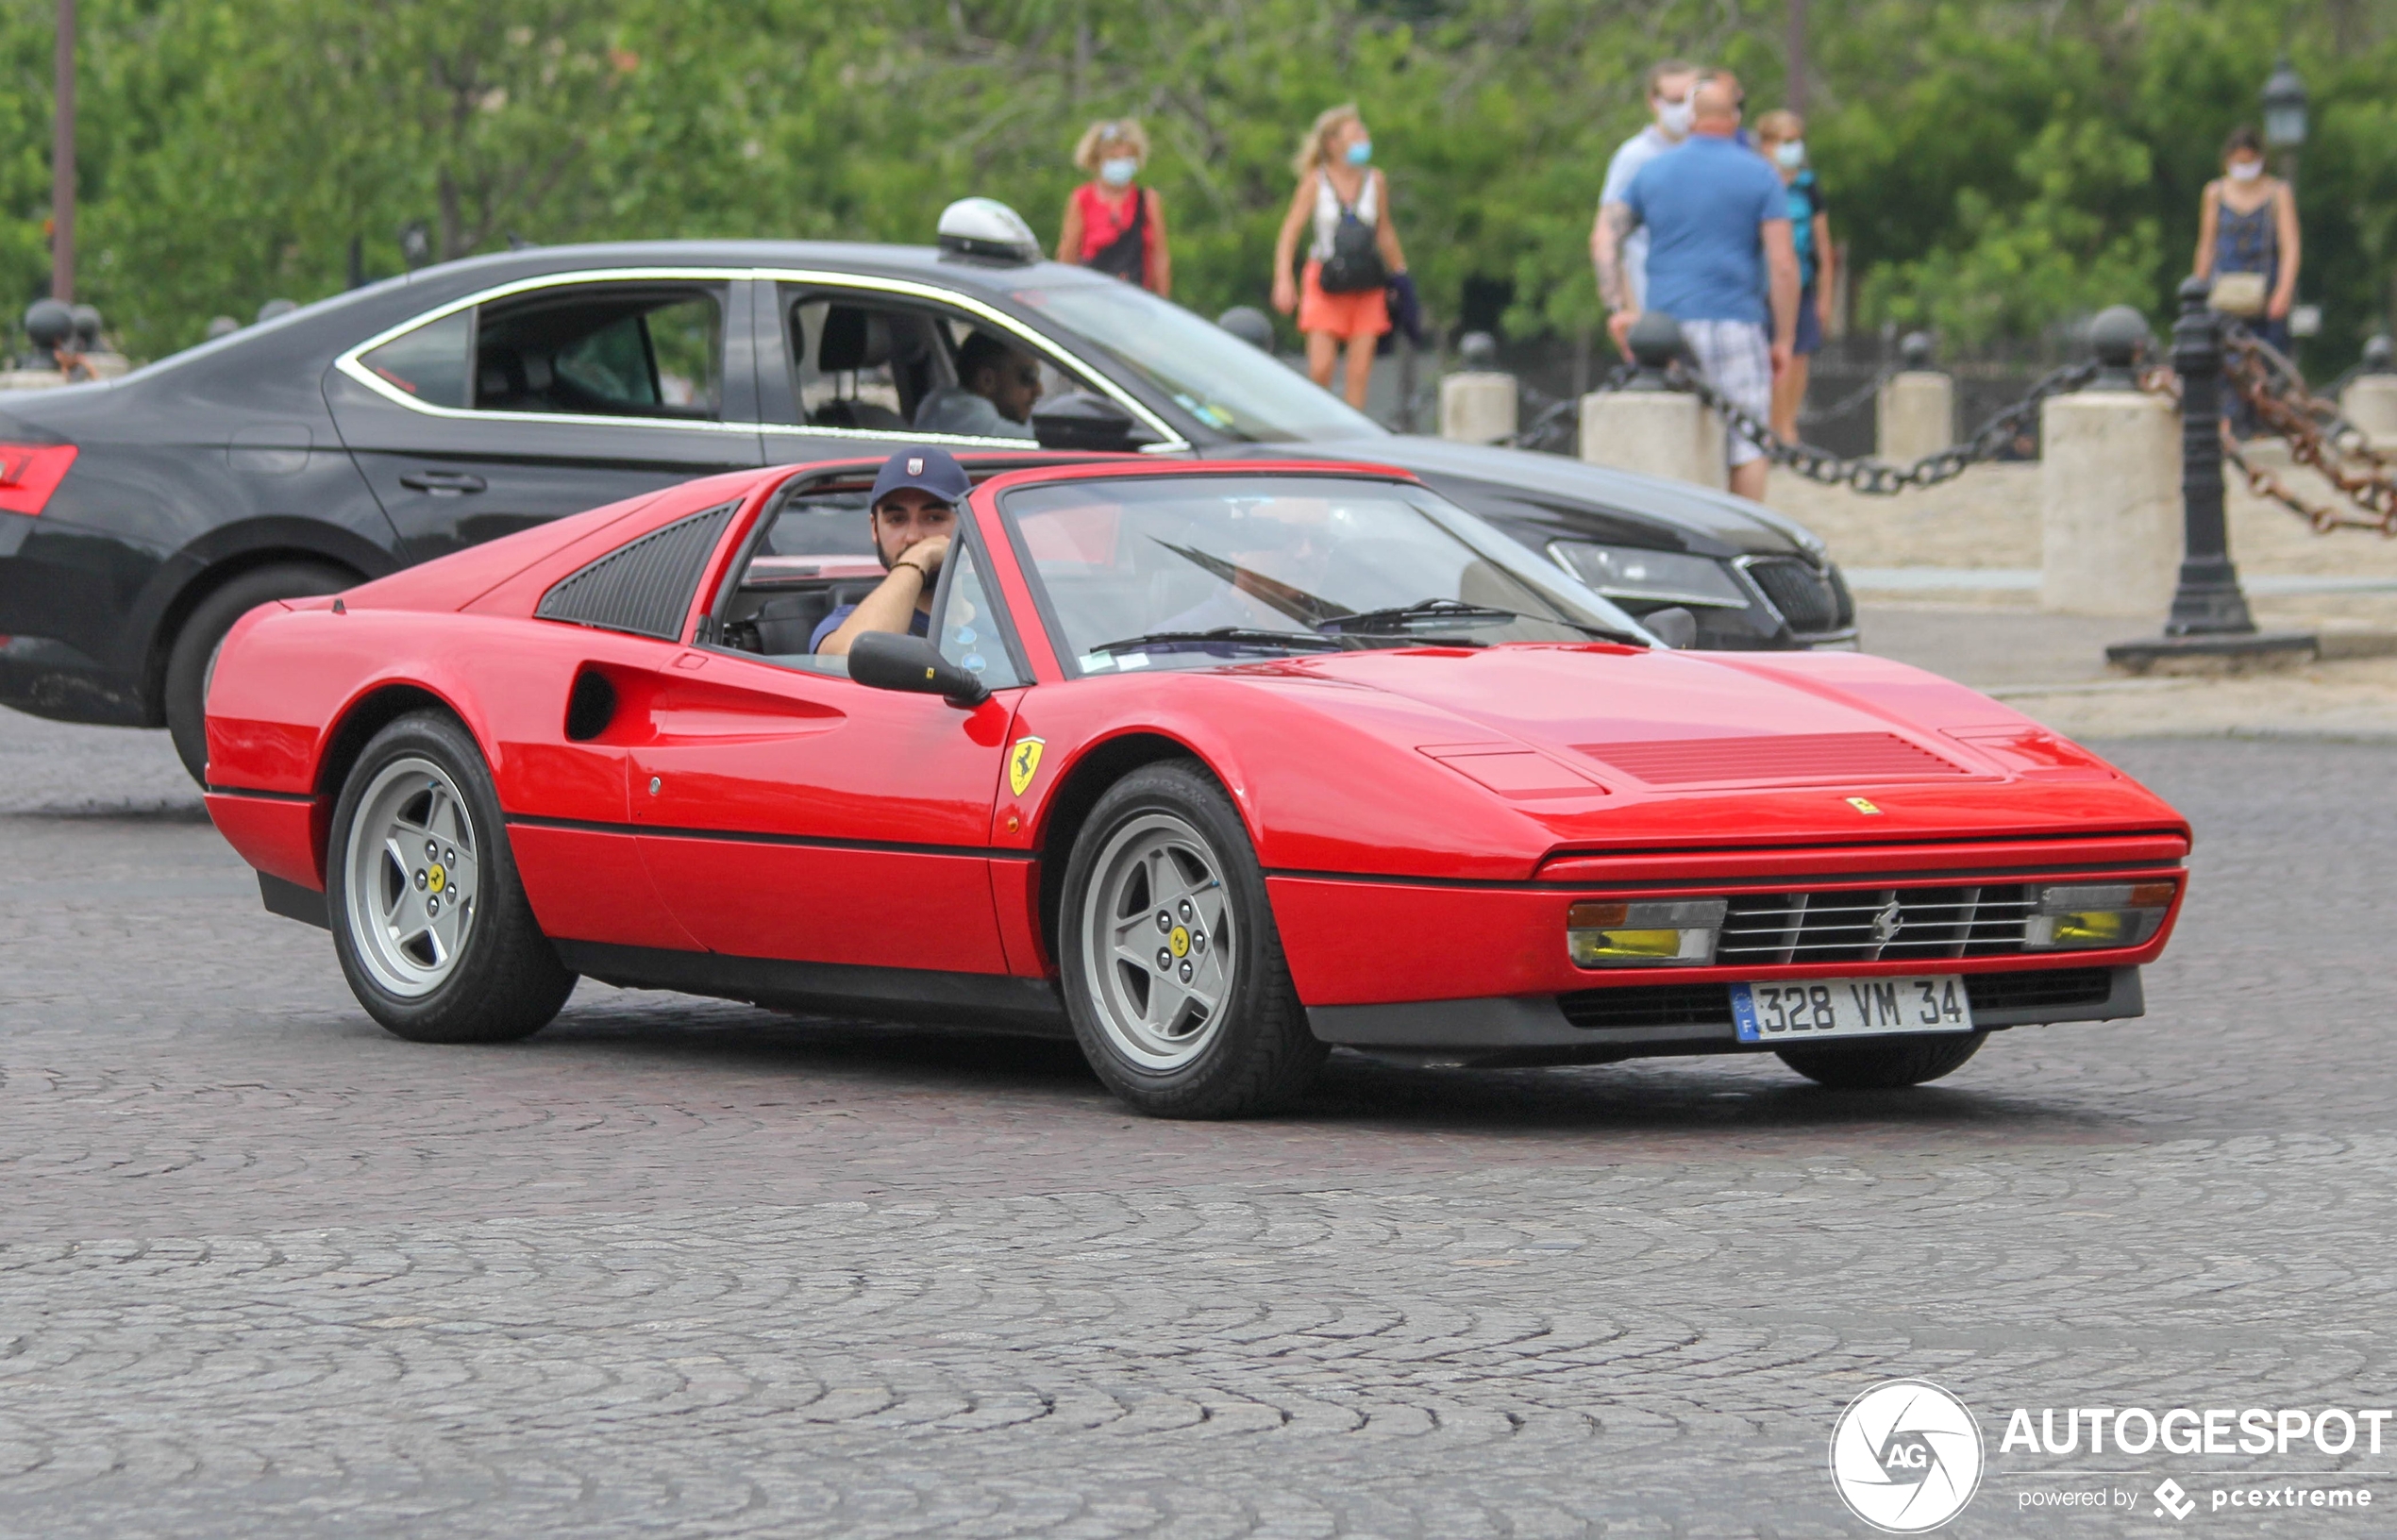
[1056,119,1172,297]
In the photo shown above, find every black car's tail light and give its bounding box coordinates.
[0,443,77,515]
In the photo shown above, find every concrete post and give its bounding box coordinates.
[1876,373,1953,464]
[1439,373,1518,444]
[2039,390,2180,615]
[1579,391,1725,489]
[2340,376,2397,447]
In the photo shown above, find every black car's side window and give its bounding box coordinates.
[780,286,1104,440]
[477,285,726,421]
[358,310,473,409]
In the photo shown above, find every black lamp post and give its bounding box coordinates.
[2262,56,2307,175]
[2106,278,2317,672]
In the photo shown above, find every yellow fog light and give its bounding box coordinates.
[2024,881,2174,951]
[1567,898,1727,968]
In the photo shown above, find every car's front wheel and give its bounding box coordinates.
[1777,1031,1986,1089]
[1059,762,1326,1118]
[327,711,576,1044]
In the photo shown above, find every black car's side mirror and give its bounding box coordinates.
[847,629,991,707]
[1031,390,1154,453]
[1643,606,1699,649]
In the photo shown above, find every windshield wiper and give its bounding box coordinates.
[1314,598,1521,634]
[1087,627,1345,658]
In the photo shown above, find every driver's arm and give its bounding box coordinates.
[815,536,948,657]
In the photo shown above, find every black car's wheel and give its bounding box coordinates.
[165,561,355,783]
[326,711,575,1044]
[1777,1031,1986,1089]
[1059,762,1326,1118]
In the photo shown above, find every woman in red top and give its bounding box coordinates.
[1056,119,1172,297]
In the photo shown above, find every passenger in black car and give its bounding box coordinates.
[912,331,1040,440]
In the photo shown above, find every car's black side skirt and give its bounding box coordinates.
[260,872,331,929]
[549,940,1071,1036]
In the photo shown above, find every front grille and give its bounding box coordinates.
[1557,967,2114,1032]
[1965,967,2113,1012]
[1716,884,2033,964]
[1557,981,1733,1030]
[1744,556,1846,633]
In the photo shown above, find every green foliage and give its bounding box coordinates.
[1861,118,2162,347]
[3,0,2395,368]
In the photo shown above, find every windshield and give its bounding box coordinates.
[1002,475,1649,675]
[1011,281,1387,444]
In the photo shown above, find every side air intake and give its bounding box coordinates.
[535,500,738,642]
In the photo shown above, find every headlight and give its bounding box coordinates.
[1567,899,1727,967]
[1548,542,1751,609]
[2023,881,2175,950]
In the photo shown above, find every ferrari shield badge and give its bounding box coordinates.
[1008,737,1047,797]
[1846,796,1882,815]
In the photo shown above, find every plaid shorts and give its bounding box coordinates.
[1681,319,1772,467]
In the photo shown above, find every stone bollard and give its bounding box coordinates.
[1876,333,1953,465]
[2040,308,2180,616]
[1439,331,1517,443]
[2340,336,2397,447]
[1580,314,1724,489]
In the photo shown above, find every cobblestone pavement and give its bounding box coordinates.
[3,714,2392,1537]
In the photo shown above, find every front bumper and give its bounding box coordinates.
[1308,965,2143,1067]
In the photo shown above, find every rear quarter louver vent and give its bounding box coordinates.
[535,500,738,642]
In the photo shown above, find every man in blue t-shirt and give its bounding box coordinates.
[1603,75,1798,501]
[811,446,974,655]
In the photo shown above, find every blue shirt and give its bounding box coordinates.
[811,603,930,654]
[1623,135,1788,326]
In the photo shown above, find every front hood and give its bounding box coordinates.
[1265,435,1824,559]
[1243,644,2184,854]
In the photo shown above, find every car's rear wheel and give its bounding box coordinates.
[327,711,575,1044]
[165,561,355,783]
[1777,1031,1986,1089]
[1059,762,1325,1118]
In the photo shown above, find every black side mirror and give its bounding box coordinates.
[1031,390,1151,452]
[1643,606,1698,649]
[847,629,990,707]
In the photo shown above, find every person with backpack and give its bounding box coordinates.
[1270,104,1410,409]
[1056,119,1172,297]
[1753,109,1834,444]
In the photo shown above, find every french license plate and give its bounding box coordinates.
[1732,976,1974,1044]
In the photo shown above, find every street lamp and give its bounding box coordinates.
[2261,56,2307,156]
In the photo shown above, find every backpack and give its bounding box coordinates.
[1316,188,1388,294]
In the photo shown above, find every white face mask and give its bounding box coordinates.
[2227,159,2263,183]
[1774,141,1806,170]
[1098,156,1138,186]
[1657,97,1696,138]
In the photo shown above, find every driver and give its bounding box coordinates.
[812,447,973,656]
[913,331,1042,440]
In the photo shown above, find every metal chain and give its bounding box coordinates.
[2212,326,2397,535]
[1796,362,1899,427]
[1677,358,2099,494]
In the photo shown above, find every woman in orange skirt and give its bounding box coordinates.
[1270,104,1409,409]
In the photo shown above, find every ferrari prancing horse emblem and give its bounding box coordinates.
[1009,737,1047,797]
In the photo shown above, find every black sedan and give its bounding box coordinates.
[0,224,1852,780]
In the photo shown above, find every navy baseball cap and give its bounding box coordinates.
[870,446,973,511]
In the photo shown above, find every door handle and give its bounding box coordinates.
[399,470,488,495]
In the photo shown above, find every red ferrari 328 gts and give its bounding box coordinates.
[203,454,2189,1117]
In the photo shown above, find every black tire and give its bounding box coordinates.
[165,561,355,783]
[1058,761,1327,1118]
[326,711,576,1044]
[1777,1030,1987,1089]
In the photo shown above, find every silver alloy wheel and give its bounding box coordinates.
[343,756,481,998]
[1080,811,1236,1072]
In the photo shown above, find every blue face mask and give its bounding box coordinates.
[1345,139,1373,167]
[1098,156,1138,187]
